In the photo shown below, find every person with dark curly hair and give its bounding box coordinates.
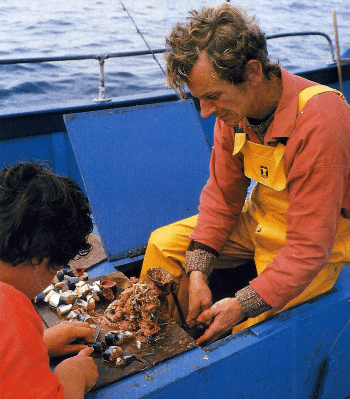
[0,162,98,398]
[140,2,350,345]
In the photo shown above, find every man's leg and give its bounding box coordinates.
[140,215,197,321]
[140,210,257,323]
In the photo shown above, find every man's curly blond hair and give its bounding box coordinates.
[165,3,280,99]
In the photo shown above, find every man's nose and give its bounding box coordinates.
[200,99,216,119]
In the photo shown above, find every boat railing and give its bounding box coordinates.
[0,31,347,103]
[0,49,166,103]
[267,32,336,63]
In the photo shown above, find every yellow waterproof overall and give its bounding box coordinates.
[140,85,350,333]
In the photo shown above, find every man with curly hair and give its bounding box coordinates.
[140,3,350,345]
[0,162,98,398]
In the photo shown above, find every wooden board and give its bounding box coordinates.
[35,272,197,390]
[68,233,107,271]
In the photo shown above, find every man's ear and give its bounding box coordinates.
[246,59,263,86]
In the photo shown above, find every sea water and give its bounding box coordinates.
[0,0,349,113]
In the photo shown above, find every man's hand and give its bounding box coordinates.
[195,297,245,346]
[43,321,93,357]
[186,271,213,328]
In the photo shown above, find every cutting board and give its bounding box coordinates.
[35,272,197,390]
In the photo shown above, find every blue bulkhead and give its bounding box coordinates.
[64,99,211,261]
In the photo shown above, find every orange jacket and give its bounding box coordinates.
[190,69,350,308]
[0,282,64,399]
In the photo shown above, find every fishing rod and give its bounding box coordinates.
[118,0,166,77]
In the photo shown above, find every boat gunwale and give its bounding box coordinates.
[0,60,349,142]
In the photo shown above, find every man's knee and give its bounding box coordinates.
[148,224,178,250]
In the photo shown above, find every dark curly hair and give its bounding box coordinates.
[0,162,93,268]
[165,3,280,98]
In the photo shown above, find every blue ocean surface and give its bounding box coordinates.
[0,0,349,113]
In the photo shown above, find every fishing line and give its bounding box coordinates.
[118,0,166,77]
[118,0,213,149]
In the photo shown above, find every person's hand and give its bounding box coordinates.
[195,297,245,346]
[43,321,93,357]
[186,271,213,328]
[54,347,98,399]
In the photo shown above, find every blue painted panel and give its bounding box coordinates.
[0,134,54,169]
[0,131,84,186]
[199,113,216,146]
[316,315,350,399]
[64,100,211,261]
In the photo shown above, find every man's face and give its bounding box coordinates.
[187,52,255,127]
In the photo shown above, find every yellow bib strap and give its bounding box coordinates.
[297,85,345,114]
[232,132,247,156]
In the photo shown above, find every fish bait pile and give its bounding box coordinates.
[103,277,168,341]
[90,329,143,367]
[34,270,170,366]
[33,267,119,323]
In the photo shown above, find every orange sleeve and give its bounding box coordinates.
[0,282,65,399]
